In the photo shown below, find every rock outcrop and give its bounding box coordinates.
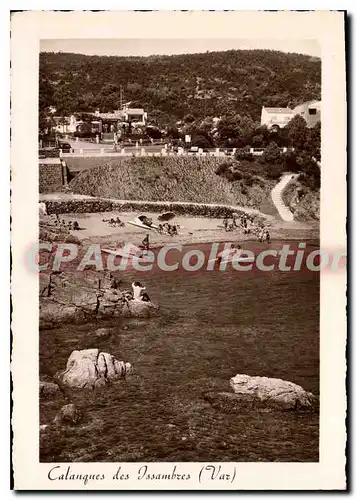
[39,215,80,244]
[230,374,315,410]
[55,348,132,390]
[40,270,158,328]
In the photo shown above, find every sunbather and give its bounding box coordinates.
[132,281,150,302]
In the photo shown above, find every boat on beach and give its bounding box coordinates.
[127,215,159,231]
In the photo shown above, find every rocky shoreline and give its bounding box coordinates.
[40,270,158,329]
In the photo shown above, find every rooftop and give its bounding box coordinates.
[125,108,145,115]
[263,107,294,114]
[308,100,321,109]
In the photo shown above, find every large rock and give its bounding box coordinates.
[122,299,157,318]
[230,374,315,410]
[55,348,132,389]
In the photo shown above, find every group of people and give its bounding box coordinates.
[102,217,125,228]
[45,214,80,231]
[157,222,179,236]
[222,214,271,243]
[223,214,253,233]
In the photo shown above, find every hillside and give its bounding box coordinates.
[282,180,320,221]
[68,156,277,214]
[40,50,321,125]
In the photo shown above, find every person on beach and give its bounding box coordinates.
[258,226,270,243]
[259,227,271,244]
[217,243,241,265]
[142,234,150,251]
[167,224,178,236]
[115,217,124,227]
[223,217,229,231]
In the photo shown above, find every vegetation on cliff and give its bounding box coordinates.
[40,49,321,126]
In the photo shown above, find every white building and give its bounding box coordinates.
[52,116,71,134]
[122,106,147,125]
[260,107,295,129]
[292,100,321,128]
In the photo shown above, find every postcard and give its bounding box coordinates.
[11,10,347,490]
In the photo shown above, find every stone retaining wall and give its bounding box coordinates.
[39,162,67,193]
[43,198,269,221]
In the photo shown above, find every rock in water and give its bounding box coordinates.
[94,327,112,339]
[230,374,315,410]
[40,381,60,397]
[53,403,81,426]
[55,348,132,389]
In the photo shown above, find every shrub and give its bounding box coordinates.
[191,134,212,149]
[242,173,254,187]
[262,142,281,164]
[232,170,243,181]
[234,146,253,161]
[265,163,285,180]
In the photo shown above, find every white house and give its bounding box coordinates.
[292,100,321,128]
[52,116,71,134]
[122,107,147,125]
[260,107,295,129]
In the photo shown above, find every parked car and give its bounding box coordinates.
[187,146,199,154]
[58,141,72,152]
[224,148,235,156]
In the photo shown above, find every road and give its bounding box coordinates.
[66,139,166,153]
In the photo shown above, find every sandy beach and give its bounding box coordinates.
[55,210,319,248]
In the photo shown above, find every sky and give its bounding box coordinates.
[40,38,321,58]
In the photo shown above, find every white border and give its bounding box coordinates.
[10,10,347,491]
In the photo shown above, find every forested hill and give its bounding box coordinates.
[40,50,321,125]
